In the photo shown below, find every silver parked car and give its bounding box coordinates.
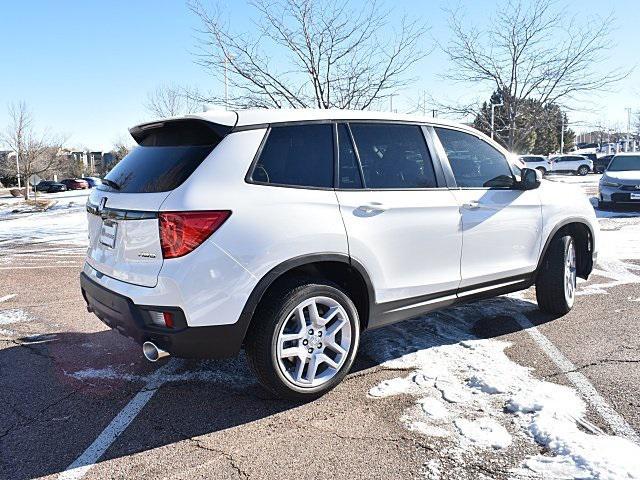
[599,153,640,209]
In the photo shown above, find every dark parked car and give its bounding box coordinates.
[594,155,614,174]
[61,178,90,190]
[82,176,102,188]
[34,181,67,193]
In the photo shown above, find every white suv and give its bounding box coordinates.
[548,154,593,175]
[82,110,598,399]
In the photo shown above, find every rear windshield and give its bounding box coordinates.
[99,145,215,193]
[98,119,228,193]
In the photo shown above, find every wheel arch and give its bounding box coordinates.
[237,254,375,348]
[537,219,594,280]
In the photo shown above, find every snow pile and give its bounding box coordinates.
[365,307,640,479]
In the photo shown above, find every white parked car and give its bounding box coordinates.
[599,153,640,208]
[548,154,593,175]
[81,109,598,399]
[519,155,550,174]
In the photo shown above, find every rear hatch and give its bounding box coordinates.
[86,117,234,287]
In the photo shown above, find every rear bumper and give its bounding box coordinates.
[80,272,246,359]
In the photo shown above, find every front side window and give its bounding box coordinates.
[250,124,334,188]
[349,123,437,189]
[434,127,514,188]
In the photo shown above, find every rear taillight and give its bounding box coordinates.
[159,211,231,259]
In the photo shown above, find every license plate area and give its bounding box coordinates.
[99,219,118,248]
[630,193,640,200]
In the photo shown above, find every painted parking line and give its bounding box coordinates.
[58,359,182,480]
[511,310,640,444]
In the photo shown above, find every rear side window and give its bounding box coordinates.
[349,123,437,189]
[100,120,227,193]
[250,124,334,188]
[434,127,514,188]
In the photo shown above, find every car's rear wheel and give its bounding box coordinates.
[245,277,360,400]
[536,235,577,315]
[536,167,547,176]
[577,165,590,176]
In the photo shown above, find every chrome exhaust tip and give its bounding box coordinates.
[142,341,169,362]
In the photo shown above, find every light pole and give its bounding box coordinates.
[490,102,503,140]
[560,114,565,154]
[625,107,632,152]
[389,94,397,113]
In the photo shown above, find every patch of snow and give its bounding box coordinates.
[0,294,16,303]
[423,459,442,480]
[417,397,449,420]
[368,375,420,398]
[67,361,254,387]
[0,308,32,325]
[366,303,640,480]
[454,417,512,449]
[0,190,89,255]
[512,455,593,479]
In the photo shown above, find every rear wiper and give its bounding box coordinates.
[102,179,121,190]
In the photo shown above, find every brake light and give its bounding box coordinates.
[159,211,231,259]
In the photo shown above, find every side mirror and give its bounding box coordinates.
[520,168,541,190]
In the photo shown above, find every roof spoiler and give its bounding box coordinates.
[129,112,238,146]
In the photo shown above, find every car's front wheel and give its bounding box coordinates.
[245,277,360,400]
[536,235,577,315]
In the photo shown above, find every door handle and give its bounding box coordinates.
[462,201,480,210]
[355,203,386,215]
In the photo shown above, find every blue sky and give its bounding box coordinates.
[1,0,638,149]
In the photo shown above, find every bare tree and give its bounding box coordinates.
[188,0,430,109]
[441,0,628,150]
[1,101,65,199]
[145,84,202,118]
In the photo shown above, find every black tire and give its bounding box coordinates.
[245,277,360,401]
[577,165,590,176]
[535,235,576,315]
[536,167,547,176]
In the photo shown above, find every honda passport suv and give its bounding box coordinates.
[81,110,598,400]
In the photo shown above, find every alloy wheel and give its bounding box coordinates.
[276,296,352,388]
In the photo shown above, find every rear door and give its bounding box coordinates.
[433,127,542,289]
[335,123,462,318]
[86,119,230,287]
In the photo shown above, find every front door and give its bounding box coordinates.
[433,127,542,289]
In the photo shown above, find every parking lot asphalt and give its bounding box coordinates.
[1,177,639,479]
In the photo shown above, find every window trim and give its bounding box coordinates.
[244,122,337,191]
[432,126,518,191]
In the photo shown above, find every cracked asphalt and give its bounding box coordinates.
[1,201,639,479]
